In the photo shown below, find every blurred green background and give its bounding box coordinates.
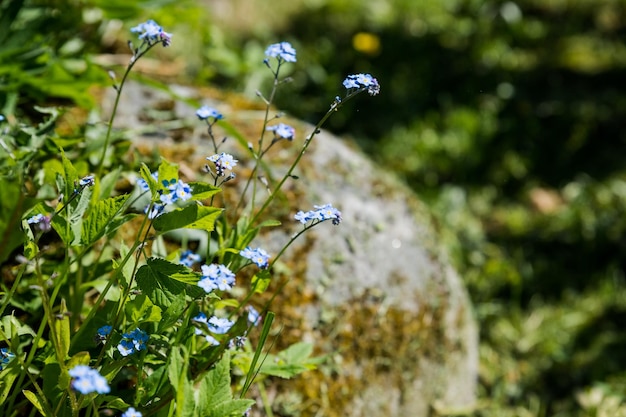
[2,0,626,415]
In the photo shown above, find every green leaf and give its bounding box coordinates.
[152,204,222,233]
[168,346,195,417]
[140,163,158,197]
[22,390,48,416]
[54,299,71,360]
[60,151,78,199]
[259,342,319,379]
[159,293,186,333]
[251,269,271,294]
[188,181,221,201]
[80,194,129,246]
[0,179,26,264]
[258,219,281,228]
[126,294,162,323]
[197,350,254,417]
[135,258,204,309]
[157,158,180,193]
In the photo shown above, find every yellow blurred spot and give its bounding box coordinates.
[352,32,381,55]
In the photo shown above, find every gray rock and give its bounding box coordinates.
[102,81,478,417]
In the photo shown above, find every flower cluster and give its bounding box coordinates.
[343,73,381,96]
[196,105,223,122]
[207,153,238,177]
[131,20,172,47]
[138,172,193,219]
[265,42,297,62]
[180,250,201,268]
[192,313,235,346]
[1,347,15,370]
[294,203,342,226]
[198,264,236,293]
[117,328,149,357]
[69,365,110,395]
[267,123,295,141]
[240,247,270,269]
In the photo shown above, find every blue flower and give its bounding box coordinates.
[69,365,110,395]
[1,347,15,370]
[294,204,342,225]
[180,250,201,268]
[208,316,234,335]
[79,175,95,187]
[266,123,295,140]
[137,171,159,192]
[131,20,172,47]
[198,264,235,293]
[95,325,112,343]
[247,306,261,326]
[207,153,238,177]
[117,328,148,356]
[192,313,231,345]
[240,247,270,269]
[146,203,165,219]
[122,407,143,417]
[265,42,297,62]
[0,115,4,122]
[343,73,380,96]
[196,105,223,121]
[26,213,52,232]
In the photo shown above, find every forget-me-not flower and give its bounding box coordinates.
[266,123,295,140]
[240,247,270,269]
[343,73,380,96]
[95,325,112,343]
[207,153,238,177]
[69,365,110,395]
[295,203,342,226]
[1,347,15,370]
[196,105,223,121]
[265,42,297,62]
[208,316,235,335]
[122,408,143,417]
[247,306,261,326]
[198,263,236,293]
[131,20,172,47]
[180,250,201,268]
[26,213,52,232]
[117,328,148,357]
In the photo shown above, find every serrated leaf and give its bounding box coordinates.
[135,258,204,309]
[80,194,129,246]
[198,351,254,416]
[188,181,221,200]
[152,204,222,233]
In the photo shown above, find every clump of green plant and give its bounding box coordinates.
[0,19,379,417]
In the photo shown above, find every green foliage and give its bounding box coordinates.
[196,0,626,415]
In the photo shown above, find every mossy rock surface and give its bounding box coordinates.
[102,80,478,417]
